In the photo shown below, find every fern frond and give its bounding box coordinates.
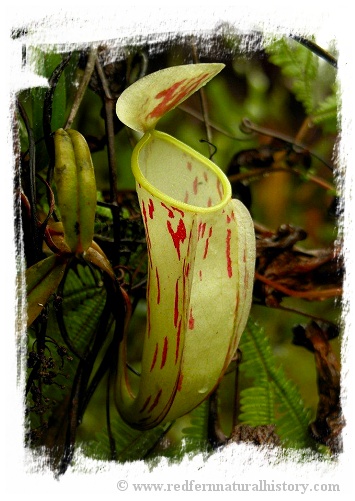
[179,399,210,455]
[311,92,338,126]
[238,318,313,449]
[84,412,168,462]
[266,37,318,115]
[238,385,274,426]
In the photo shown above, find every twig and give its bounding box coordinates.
[178,104,250,141]
[289,34,338,69]
[255,271,342,299]
[207,390,227,448]
[241,118,334,171]
[228,166,335,192]
[43,53,72,185]
[253,301,340,330]
[17,99,41,264]
[232,349,242,430]
[65,48,98,129]
[95,56,121,266]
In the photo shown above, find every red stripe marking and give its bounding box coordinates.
[161,202,174,218]
[226,228,233,278]
[139,395,151,413]
[147,79,186,119]
[184,262,190,277]
[142,199,148,224]
[217,178,223,199]
[174,280,179,327]
[184,191,189,203]
[203,238,209,259]
[161,203,185,218]
[175,318,182,364]
[244,269,249,289]
[198,221,202,239]
[167,218,186,260]
[148,198,155,219]
[146,73,209,120]
[207,197,212,207]
[187,161,192,171]
[193,176,198,195]
[147,282,151,337]
[188,307,195,330]
[155,267,160,304]
[198,221,206,240]
[203,227,213,259]
[161,336,168,369]
[148,389,162,412]
[141,200,152,266]
[177,373,183,392]
[149,343,159,372]
[199,269,203,281]
[203,171,208,182]
[227,211,236,223]
[172,206,185,217]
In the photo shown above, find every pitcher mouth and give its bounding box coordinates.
[131,130,232,214]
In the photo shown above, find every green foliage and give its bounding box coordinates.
[312,91,338,130]
[83,411,168,462]
[180,400,209,451]
[238,318,313,449]
[60,263,107,355]
[266,37,338,131]
[266,37,319,115]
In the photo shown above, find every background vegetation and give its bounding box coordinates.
[16,30,343,475]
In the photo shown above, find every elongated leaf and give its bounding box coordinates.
[26,254,67,326]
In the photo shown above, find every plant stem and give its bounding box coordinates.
[229,165,335,192]
[255,271,342,299]
[95,56,121,266]
[65,48,98,129]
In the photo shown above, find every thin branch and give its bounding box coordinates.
[228,165,335,192]
[232,350,242,430]
[253,301,340,330]
[43,53,72,185]
[289,34,338,69]
[65,48,98,129]
[255,271,342,299]
[178,104,250,141]
[17,99,41,264]
[95,56,122,266]
[241,118,334,171]
[207,390,227,448]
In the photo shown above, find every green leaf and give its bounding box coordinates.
[266,37,318,115]
[61,263,107,355]
[84,411,168,462]
[311,92,338,126]
[26,254,67,327]
[238,318,313,449]
[30,49,68,171]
